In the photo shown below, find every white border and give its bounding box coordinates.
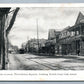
[0,3,84,7]
[0,70,84,81]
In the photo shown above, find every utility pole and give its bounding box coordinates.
[36,19,39,54]
[27,36,29,53]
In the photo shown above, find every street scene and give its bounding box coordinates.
[1,7,84,70]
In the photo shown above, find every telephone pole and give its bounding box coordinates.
[36,19,39,54]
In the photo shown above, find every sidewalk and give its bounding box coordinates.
[25,52,84,60]
[62,54,84,59]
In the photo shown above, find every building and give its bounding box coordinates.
[58,12,84,56]
[25,38,47,54]
[45,29,60,55]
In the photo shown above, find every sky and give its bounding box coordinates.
[8,7,84,48]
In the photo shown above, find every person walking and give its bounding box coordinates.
[77,49,80,56]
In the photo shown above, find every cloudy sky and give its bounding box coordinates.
[8,7,84,48]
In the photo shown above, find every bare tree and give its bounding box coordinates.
[6,7,20,36]
[2,7,20,70]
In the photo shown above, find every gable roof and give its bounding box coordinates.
[75,12,84,25]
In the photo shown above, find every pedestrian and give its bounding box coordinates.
[77,49,80,56]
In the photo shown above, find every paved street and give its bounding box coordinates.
[8,53,84,70]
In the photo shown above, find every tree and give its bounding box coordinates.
[2,7,20,69]
[6,8,20,36]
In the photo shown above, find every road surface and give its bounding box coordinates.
[8,53,84,70]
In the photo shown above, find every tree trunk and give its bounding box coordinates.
[1,8,19,70]
[2,14,7,70]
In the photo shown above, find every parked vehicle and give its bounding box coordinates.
[19,48,25,54]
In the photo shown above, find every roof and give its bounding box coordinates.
[61,12,84,31]
[67,12,84,31]
[75,12,84,25]
[61,26,70,32]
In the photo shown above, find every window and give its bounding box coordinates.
[76,31,79,35]
[71,31,75,36]
[67,31,70,36]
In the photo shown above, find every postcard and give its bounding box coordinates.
[0,3,84,81]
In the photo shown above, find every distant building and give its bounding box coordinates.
[25,38,47,53]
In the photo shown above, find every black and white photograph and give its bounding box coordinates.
[1,5,84,71]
